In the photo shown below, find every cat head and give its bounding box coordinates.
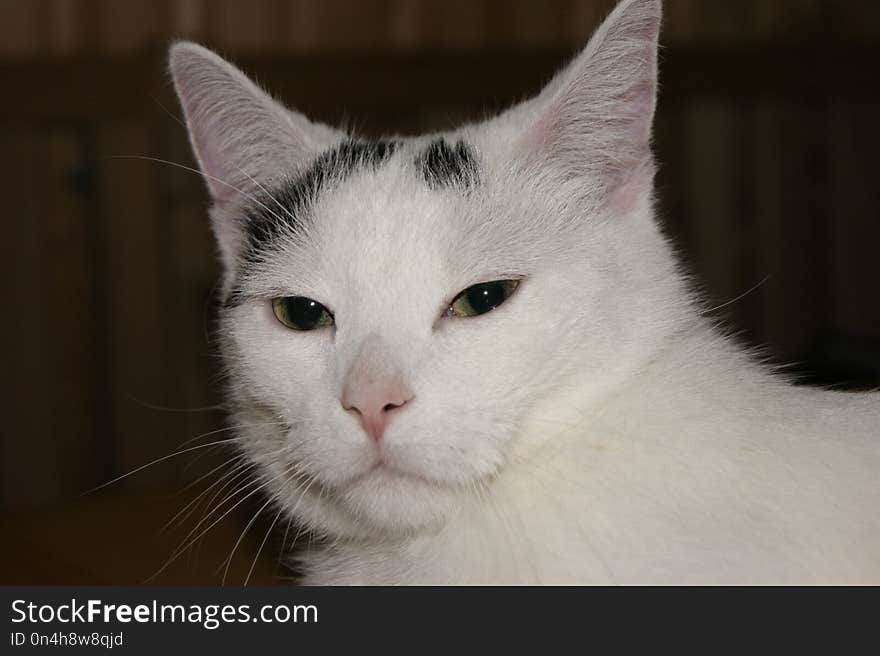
[171,0,682,538]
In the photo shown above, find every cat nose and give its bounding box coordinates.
[341,381,413,442]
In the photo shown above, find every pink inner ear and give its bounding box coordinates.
[513,0,660,196]
[515,104,557,160]
[620,78,656,139]
[518,77,655,192]
[193,132,237,203]
[170,42,320,208]
[604,159,655,215]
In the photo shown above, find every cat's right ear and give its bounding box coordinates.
[511,0,661,211]
[168,42,329,205]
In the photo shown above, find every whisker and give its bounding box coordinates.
[106,155,289,227]
[123,392,223,414]
[151,95,188,129]
[82,438,242,496]
[175,454,244,497]
[147,466,292,582]
[246,505,285,586]
[83,420,289,496]
[172,471,259,568]
[161,456,252,534]
[221,496,275,585]
[703,276,769,315]
[275,511,297,577]
[230,161,298,224]
[173,465,265,550]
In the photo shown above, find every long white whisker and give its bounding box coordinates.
[221,495,275,585]
[147,466,293,582]
[161,456,252,534]
[245,505,285,586]
[123,393,223,414]
[703,276,770,315]
[106,155,289,226]
[84,420,288,496]
[231,161,298,224]
[83,438,242,495]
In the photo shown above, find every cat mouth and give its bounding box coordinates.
[350,460,434,487]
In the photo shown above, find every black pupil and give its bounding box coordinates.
[284,297,325,329]
[466,281,508,315]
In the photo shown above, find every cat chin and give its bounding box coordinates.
[331,465,460,536]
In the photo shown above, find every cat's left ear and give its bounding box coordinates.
[169,42,342,273]
[168,41,335,205]
[517,0,661,204]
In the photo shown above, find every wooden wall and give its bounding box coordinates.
[3,0,880,56]
[1,0,879,511]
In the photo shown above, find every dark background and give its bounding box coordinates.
[1,0,878,584]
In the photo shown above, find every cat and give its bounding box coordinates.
[169,0,879,584]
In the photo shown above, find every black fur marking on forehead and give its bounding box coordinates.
[241,138,399,264]
[416,139,479,190]
[223,139,398,308]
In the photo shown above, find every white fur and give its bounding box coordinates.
[170,0,879,584]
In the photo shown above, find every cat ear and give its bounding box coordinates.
[518,0,661,201]
[168,41,330,204]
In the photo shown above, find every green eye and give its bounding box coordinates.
[272,296,334,331]
[448,279,520,318]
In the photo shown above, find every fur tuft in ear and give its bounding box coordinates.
[519,0,661,200]
[168,41,334,204]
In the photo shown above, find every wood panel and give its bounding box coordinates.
[1,1,878,59]
[827,102,880,339]
[95,121,177,493]
[45,129,106,496]
[680,101,750,323]
[750,103,827,359]
[0,129,53,507]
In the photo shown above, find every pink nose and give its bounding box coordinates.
[341,382,413,442]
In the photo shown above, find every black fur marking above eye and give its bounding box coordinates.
[416,139,479,190]
[241,138,399,264]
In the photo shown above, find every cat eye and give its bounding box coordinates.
[448,279,520,318]
[272,296,334,331]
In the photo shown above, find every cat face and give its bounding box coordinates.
[171,0,667,537]
[220,138,635,535]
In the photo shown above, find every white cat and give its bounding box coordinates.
[169,0,879,584]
